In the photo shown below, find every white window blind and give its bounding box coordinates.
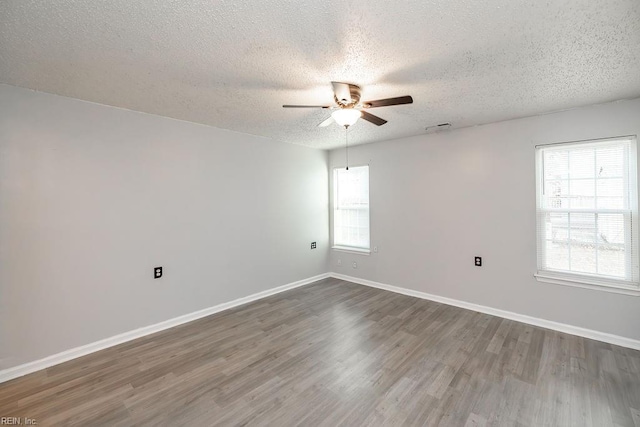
[333,166,370,250]
[535,136,639,292]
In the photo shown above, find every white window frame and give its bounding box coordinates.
[332,165,371,254]
[534,135,640,296]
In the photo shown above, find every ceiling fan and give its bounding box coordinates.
[283,82,413,128]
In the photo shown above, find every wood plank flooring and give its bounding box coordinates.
[1,278,640,426]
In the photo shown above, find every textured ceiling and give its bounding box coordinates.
[1,0,640,149]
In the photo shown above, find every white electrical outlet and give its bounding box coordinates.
[373,246,378,253]
[352,262,357,269]
[337,259,342,266]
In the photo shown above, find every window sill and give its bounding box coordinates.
[534,272,640,296]
[332,246,371,255]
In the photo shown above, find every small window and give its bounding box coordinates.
[333,165,370,252]
[535,136,639,294]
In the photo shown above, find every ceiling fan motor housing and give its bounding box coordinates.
[334,84,362,108]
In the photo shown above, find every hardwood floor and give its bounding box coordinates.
[1,278,639,426]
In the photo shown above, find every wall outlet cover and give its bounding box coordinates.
[154,266,163,279]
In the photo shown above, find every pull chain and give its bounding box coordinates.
[345,125,349,170]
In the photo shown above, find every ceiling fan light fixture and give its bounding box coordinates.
[331,109,362,127]
[283,82,413,128]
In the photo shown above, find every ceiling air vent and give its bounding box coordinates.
[425,122,451,133]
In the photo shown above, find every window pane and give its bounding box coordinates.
[544,212,569,271]
[569,149,594,179]
[570,179,595,209]
[543,180,568,208]
[596,178,623,198]
[569,213,595,243]
[570,241,597,274]
[545,241,569,271]
[546,212,569,243]
[568,212,597,274]
[596,197,624,210]
[596,146,624,178]
[597,244,625,278]
[596,178,625,209]
[597,213,625,245]
[544,151,568,179]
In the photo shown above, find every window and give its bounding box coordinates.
[535,136,639,294]
[333,165,370,252]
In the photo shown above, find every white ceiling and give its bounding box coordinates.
[1,1,639,149]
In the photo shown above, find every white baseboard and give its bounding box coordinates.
[0,273,330,384]
[330,273,640,351]
[4,271,637,384]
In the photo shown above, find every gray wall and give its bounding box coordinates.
[2,81,639,371]
[0,84,329,369]
[329,98,640,341]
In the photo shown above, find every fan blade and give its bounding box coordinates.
[361,111,387,126]
[331,82,353,104]
[283,105,331,108]
[363,96,413,108]
[318,116,335,127]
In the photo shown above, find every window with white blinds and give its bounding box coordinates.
[535,136,639,293]
[333,166,370,251]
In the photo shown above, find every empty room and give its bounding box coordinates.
[1,0,640,425]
